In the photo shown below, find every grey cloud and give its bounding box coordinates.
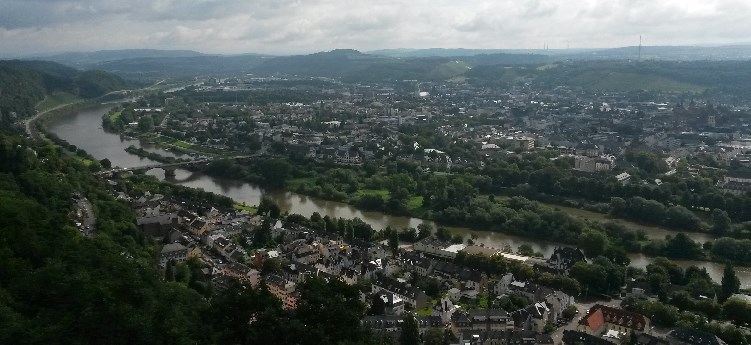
[0,0,749,56]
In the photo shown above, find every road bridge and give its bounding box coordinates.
[96,155,255,177]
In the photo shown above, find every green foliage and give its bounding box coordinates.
[0,61,127,120]
[720,264,740,303]
[399,313,420,345]
[722,298,751,326]
[712,209,732,237]
[577,230,609,258]
[0,135,210,344]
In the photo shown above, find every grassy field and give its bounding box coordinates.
[107,111,122,123]
[36,92,82,112]
[234,203,257,214]
[355,189,389,198]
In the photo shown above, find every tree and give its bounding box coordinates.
[399,313,420,345]
[422,328,445,345]
[562,305,578,320]
[663,233,704,260]
[435,227,451,242]
[712,209,732,237]
[417,223,433,240]
[164,260,175,281]
[569,262,607,296]
[388,228,399,255]
[577,230,609,258]
[517,244,534,256]
[254,218,273,248]
[722,297,751,326]
[137,115,154,131]
[99,158,112,169]
[720,263,740,303]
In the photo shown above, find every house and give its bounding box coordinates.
[667,328,728,345]
[372,277,429,309]
[461,245,501,258]
[562,330,612,345]
[544,291,574,321]
[493,273,514,295]
[136,212,177,238]
[374,290,405,315]
[458,329,553,345]
[222,263,260,287]
[722,171,751,195]
[159,243,188,267]
[188,217,210,235]
[574,155,614,173]
[467,309,514,330]
[577,304,649,337]
[513,302,551,333]
[413,237,467,260]
[265,274,296,309]
[363,315,443,335]
[616,172,631,185]
[537,247,587,275]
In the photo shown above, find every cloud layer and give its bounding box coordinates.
[1,0,749,56]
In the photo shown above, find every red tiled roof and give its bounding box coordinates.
[579,304,648,332]
[581,309,604,331]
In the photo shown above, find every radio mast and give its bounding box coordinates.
[638,35,642,61]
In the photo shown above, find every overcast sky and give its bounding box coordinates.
[1,0,749,56]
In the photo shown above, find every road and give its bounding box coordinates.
[75,197,96,237]
[25,101,83,139]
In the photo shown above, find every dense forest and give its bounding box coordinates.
[0,60,128,119]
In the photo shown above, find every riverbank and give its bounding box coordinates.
[43,104,751,287]
[26,100,92,140]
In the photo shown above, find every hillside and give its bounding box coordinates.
[466,60,751,93]
[86,54,270,79]
[43,49,206,67]
[0,60,128,120]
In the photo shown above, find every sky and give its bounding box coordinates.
[1,0,750,56]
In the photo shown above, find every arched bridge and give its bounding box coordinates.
[96,155,255,177]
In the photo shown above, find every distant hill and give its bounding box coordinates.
[42,49,206,67]
[250,49,382,77]
[29,45,751,85]
[87,54,271,78]
[368,48,589,58]
[466,60,751,93]
[371,45,751,61]
[0,60,128,119]
[565,44,751,61]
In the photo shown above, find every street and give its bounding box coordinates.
[75,196,96,237]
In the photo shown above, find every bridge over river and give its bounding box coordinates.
[96,155,255,177]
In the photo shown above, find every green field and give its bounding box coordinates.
[355,189,389,198]
[234,203,258,214]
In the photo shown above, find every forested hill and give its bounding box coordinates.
[465,60,751,94]
[0,60,128,120]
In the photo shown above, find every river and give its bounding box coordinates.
[46,104,751,288]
